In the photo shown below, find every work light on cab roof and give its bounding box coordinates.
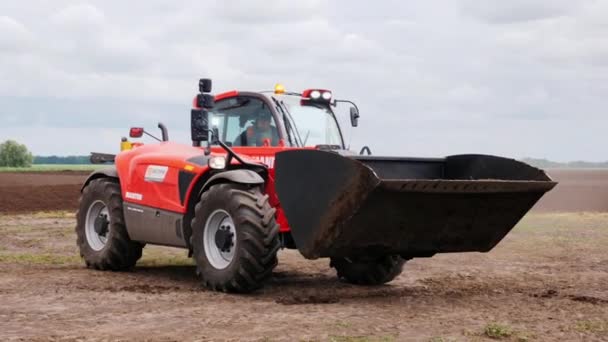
[302,88,332,104]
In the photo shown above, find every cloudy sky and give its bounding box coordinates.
[0,0,606,161]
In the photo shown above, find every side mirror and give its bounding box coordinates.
[199,78,212,93]
[129,127,144,138]
[191,109,209,142]
[350,107,359,127]
[197,94,215,109]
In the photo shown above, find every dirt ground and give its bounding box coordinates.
[533,169,608,213]
[0,169,607,341]
[0,172,88,214]
[0,212,607,341]
[1,168,607,214]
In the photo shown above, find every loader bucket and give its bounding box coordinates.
[274,150,556,259]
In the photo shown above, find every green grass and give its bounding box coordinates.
[575,320,608,334]
[0,252,80,265]
[0,250,194,267]
[0,210,75,219]
[516,212,608,233]
[508,212,608,257]
[138,253,195,267]
[334,321,353,329]
[428,338,451,342]
[0,225,71,236]
[0,164,101,172]
[29,211,76,219]
[483,323,513,339]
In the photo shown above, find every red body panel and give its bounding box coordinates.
[116,143,206,213]
[116,142,312,233]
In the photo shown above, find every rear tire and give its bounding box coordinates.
[330,255,405,285]
[76,178,143,270]
[191,183,280,293]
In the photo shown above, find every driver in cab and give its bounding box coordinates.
[234,112,279,147]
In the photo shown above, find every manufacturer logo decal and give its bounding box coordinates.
[126,206,144,213]
[145,165,169,182]
[125,192,143,201]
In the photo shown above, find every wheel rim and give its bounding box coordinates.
[203,209,237,270]
[85,200,110,251]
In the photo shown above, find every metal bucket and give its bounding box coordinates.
[274,150,556,259]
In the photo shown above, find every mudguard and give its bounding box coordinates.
[81,167,118,191]
[200,169,264,194]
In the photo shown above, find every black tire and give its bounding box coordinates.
[191,183,280,293]
[76,178,143,270]
[330,255,405,285]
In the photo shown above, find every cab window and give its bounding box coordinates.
[209,97,280,147]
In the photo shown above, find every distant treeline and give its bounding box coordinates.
[522,158,608,169]
[34,155,91,164]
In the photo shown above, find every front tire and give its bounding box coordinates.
[330,255,405,285]
[191,183,280,293]
[76,178,143,270]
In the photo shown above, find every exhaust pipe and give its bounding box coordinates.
[274,150,556,259]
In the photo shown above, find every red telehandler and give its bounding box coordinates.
[79,79,556,293]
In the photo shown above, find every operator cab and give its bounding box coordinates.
[207,85,352,149]
[209,96,281,147]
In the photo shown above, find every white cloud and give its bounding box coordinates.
[461,0,581,24]
[0,0,606,162]
[0,16,33,52]
[50,4,106,31]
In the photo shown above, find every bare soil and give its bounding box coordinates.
[1,169,607,215]
[532,169,608,212]
[0,169,607,340]
[0,172,88,214]
[0,212,607,341]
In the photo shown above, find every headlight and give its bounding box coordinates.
[208,156,226,169]
[322,91,332,100]
[310,90,321,99]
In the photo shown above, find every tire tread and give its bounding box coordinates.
[75,179,142,271]
[192,183,280,293]
[330,255,405,285]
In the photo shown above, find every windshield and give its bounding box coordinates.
[208,96,281,147]
[273,95,344,148]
